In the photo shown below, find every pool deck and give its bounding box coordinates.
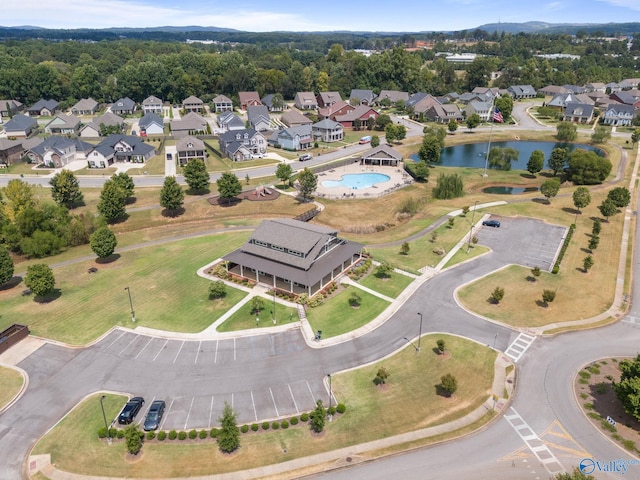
[314,163,413,199]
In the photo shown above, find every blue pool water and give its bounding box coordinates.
[322,173,391,189]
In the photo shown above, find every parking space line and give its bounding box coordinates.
[153,339,168,362]
[134,337,154,360]
[214,339,219,363]
[208,396,214,428]
[269,387,279,417]
[184,397,195,430]
[173,340,185,364]
[104,331,126,351]
[118,335,138,356]
[160,398,174,430]
[231,392,234,408]
[305,380,315,404]
[251,391,258,421]
[288,384,300,413]
[194,341,201,364]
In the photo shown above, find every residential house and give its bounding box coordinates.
[217,111,245,132]
[294,92,318,110]
[218,128,267,161]
[620,78,640,90]
[138,113,165,136]
[176,135,206,166]
[280,110,313,128]
[142,96,164,115]
[360,145,403,167]
[424,103,463,124]
[170,112,209,138]
[562,103,594,124]
[44,114,81,135]
[212,94,234,113]
[0,100,23,118]
[376,90,409,106]
[349,89,376,105]
[312,119,344,143]
[538,85,572,97]
[316,91,342,108]
[334,104,379,129]
[26,136,94,168]
[406,92,442,118]
[602,104,635,126]
[87,134,155,168]
[471,87,504,99]
[606,82,622,93]
[507,85,537,99]
[222,218,363,296]
[182,95,204,113]
[465,101,492,122]
[457,92,489,104]
[562,85,586,94]
[271,125,313,151]
[27,99,59,117]
[610,91,638,106]
[261,94,286,112]
[238,91,262,110]
[111,97,136,115]
[79,112,124,138]
[586,91,609,102]
[247,105,271,132]
[70,98,99,116]
[585,82,607,93]
[547,93,594,109]
[3,114,38,138]
[318,100,354,121]
[0,138,25,166]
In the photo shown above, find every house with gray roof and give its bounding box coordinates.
[465,101,492,122]
[142,96,164,115]
[349,89,377,105]
[360,145,403,167]
[71,98,99,116]
[111,97,136,115]
[247,105,271,132]
[281,110,313,128]
[562,103,594,124]
[79,112,124,138]
[294,92,318,110]
[212,94,234,113]
[425,102,463,124]
[0,100,23,118]
[539,85,572,97]
[312,119,343,143]
[585,82,606,93]
[217,111,245,132]
[176,135,206,166]
[87,134,155,168]
[0,138,26,166]
[603,103,635,126]
[170,112,209,138]
[620,78,640,90]
[222,218,363,296]
[376,90,409,106]
[261,94,286,112]
[44,114,81,135]
[26,136,94,168]
[3,114,38,138]
[218,129,267,161]
[271,124,313,151]
[27,99,60,117]
[182,95,204,113]
[507,85,537,99]
[316,92,342,108]
[606,82,622,93]
[139,113,164,135]
[610,91,638,106]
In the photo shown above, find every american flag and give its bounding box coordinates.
[493,109,504,123]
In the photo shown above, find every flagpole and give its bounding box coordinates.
[482,98,495,178]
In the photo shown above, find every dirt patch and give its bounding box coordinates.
[208,188,280,205]
[574,358,640,456]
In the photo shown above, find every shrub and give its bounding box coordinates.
[188,429,197,439]
[262,421,270,430]
[300,413,309,422]
[596,383,607,394]
[373,366,390,385]
[199,429,208,439]
[157,430,166,441]
[336,403,346,414]
[209,428,219,438]
[241,425,249,433]
[109,427,118,439]
[178,431,187,440]
[328,406,336,415]
[579,371,591,379]
[588,365,601,374]
[98,427,107,438]
[251,423,259,432]
[584,402,594,410]
[601,419,617,433]
[552,224,575,273]
[117,429,125,439]
[146,430,156,440]
[490,286,505,304]
[272,421,280,430]
[169,429,178,440]
[281,420,289,429]
[290,417,299,425]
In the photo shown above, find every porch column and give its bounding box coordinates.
[239,264,243,276]
[290,279,293,293]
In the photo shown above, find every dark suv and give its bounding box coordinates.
[143,400,166,431]
[118,397,145,425]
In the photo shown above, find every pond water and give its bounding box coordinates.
[321,173,391,189]
[482,186,539,195]
[410,141,604,170]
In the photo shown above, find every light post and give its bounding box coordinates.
[273,288,277,325]
[327,374,333,421]
[100,395,111,445]
[417,312,423,352]
[467,200,479,253]
[124,287,135,322]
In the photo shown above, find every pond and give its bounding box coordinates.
[410,141,604,170]
[482,186,539,195]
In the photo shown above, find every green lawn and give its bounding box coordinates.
[305,287,390,338]
[359,271,414,298]
[444,245,490,269]
[216,299,299,332]
[32,335,495,478]
[0,366,23,410]
[0,233,249,345]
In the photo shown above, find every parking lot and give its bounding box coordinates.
[99,330,332,429]
[476,216,567,272]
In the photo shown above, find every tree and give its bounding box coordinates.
[373,367,389,385]
[540,178,561,203]
[124,424,144,455]
[418,135,442,165]
[49,170,83,208]
[531,266,541,279]
[598,198,618,221]
[592,219,602,235]
[591,125,611,144]
[607,186,631,208]
[632,128,640,145]
[217,402,240,453]
[488,146,519,171]
[275,163,293,187]
[432,173,464,199]
[465,113,481,131]
[440,373,458,397]
[385,123,397,143]
[413,161,429,182]
[572,187,591,214]
[583,255,594,272]
[395,125,407,142]
[89,226,117,259]
[111,172,135,200]
[183,159,210,192]
[24,263,55,297]
[309,400,326,433]
[400,242,410,255]
[216,172,242,204]
[209,280,227,299]
[549,148,568,176]
[160,176,184,213]
[375,261,393,279]
[542,289,556,306]
[97,179,127,223]
[349,291,362,307]
[20,230,64,258]
[568,150,612,185]
[297,168,318,200]
[436,339,446,354]
[526,150,545,176]
[4,179,35,218]
[588,235,599,252]
[370,135,380,147]
[554,467,596,480]
[494,95,514,122]
[447,120,458,134]
[613,354,640,422]
[556,121,578,141]
[0,247,14,286]
[422,126,447,148]
[490,286,504,304]
[375,113,392,131]
[251,296,264,315]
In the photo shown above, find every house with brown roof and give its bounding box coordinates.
[280,110,313,128]
[294,92,318,110]
[318,100,354,121]
[212,94,234,113]
[538,85,572,97]
[182,95,204,113]
[360,145,403,166]
[222,218,363,296]
[142,96,164,115]
[79,112,124,138]
[71,98,99,116]
[238,92,262,110]
[0,138,25,166]
[316,91,342,108]
[44,114,81,135]
[170,112,209,138]
[376,90,409,106]
[334,104,379,129]
[176,135,206,166]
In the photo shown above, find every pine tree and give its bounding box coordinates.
[309,400,326,433]
[183,159,210,192]
[217,402,240,453]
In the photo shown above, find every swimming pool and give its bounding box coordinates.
[321,173,391,189]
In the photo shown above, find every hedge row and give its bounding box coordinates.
[552,223,575,274]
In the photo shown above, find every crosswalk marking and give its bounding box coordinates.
[622,315,640,328]
[504,332,536,362]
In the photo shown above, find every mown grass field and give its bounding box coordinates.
[359,270,414,298]
[0,366,23,410]
[216,299,299,332]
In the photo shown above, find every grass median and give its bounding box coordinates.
[359,270,414,298]
[216,300,299,332]
[0,366,24,410]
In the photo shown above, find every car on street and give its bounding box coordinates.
[143,400,166,431]
[118,396,145,425]
[482,219,501,228]
[299,153,312,161]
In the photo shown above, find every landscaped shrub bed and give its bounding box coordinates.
[552,223,575,274]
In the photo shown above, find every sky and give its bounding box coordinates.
[3,0,640,32]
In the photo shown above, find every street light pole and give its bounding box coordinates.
[124,287,135,322]
[100,395,111,445]
[327,374,333,421]
[467,200,479,253]
[417,312,423,352]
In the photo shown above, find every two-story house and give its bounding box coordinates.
[218,129,267,161]
[271,125,313,151]
[294,92,318,110]
[142,96,164,115]
[182,95,204,113]
[176,136,206,166]
[212,94,234,113]
[312,119,344,143]
[602,104,635,126]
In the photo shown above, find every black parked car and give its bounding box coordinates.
[118,397,145,425]
[143,400,166,431]
[482,219,501,228]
